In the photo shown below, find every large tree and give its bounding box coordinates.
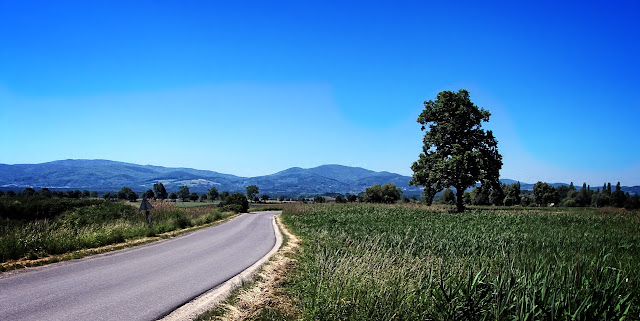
[410,89,502,212]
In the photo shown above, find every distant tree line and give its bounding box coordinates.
[435,181,640,210]
[4,181,637,210]
[0,187,99,199]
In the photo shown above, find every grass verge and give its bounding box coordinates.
[196,214,301,321]
[1,198,239,272]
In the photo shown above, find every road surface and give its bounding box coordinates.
[0,211,280,321]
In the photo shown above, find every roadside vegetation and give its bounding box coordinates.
[276,203,639,320]
[0,195,239,269]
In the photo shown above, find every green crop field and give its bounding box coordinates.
[280,204,640,320]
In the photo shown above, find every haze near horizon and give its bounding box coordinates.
[1,1,639,185]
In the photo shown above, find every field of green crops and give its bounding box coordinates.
[281,204,640,320]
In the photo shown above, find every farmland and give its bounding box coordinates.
[279,204,640,320]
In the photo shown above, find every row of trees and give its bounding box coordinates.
[0,188,99,199]
[0,184,273,204]
[4,180,636,210]
[531,181,639,209]
[436,181,640,210]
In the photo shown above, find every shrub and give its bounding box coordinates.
[222,204,243,213]
[222,193,248,213]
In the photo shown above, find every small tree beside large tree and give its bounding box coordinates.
[410,89,502,212]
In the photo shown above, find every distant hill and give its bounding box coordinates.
[0,160,422,195]
[1,159,637,196]
[0,159,241,192]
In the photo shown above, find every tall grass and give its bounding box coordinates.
[282,204,640,320]
[0,198,229,265]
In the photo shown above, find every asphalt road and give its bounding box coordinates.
[0,211,280,321]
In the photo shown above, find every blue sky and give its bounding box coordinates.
[1,1,639,185]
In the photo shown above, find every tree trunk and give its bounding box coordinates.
[456,187,465,212]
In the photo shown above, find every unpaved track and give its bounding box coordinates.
[0,211,280,321]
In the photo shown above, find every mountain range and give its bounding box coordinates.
[1,159,638,196]
[0,159,422,196]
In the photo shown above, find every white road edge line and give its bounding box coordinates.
[158,212,284,321]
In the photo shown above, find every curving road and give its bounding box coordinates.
[0,211,280,321]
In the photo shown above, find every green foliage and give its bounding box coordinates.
[153,183,168,200]
[246,185,259,200]
[364,183,402,203]
[503,182,521,206]
[177,186,190,202]
[118,187,134,200]
[471,185,491,205]
[410,89,502,212]
[22,187,36,197]
[66,190,82,199]
[169,192,178,201]
[0,198,231,264]
[556,184,570,201]
[612,182,627,207]
[189,192,199,202]
[463,191,472,205]
[441,188,456,205]
[208,187,219,201]
[282,204,640,320]
[222,193,249,213]
[219,191,230,201]
[489,184,504,205]
[520,193,534,206]
[143,189,155,199]
[313,195,325,203]
[0,197,109,221]
[533,182,559,206]
[0,200,136,261]
[127,190,138,202]
[625,194,640,210]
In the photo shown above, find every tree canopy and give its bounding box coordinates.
[143,189,155,199]
[533,182,558,206]
[410,89,502,212]
[177,186,190,202]
[364,183,402,203]
[246,185,259,201]
[222,193,249,213]
[153,183,168,200]
[208,187,219,201]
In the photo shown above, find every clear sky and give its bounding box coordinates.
[1,1,639,185]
